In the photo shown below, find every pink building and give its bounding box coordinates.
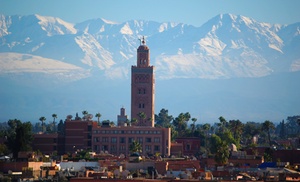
[92,124,171,156]
[131,37,155,127]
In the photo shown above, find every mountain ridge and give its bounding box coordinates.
[0,13,299,123]
[1,13,300,80]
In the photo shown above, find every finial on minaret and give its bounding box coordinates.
[139,36,146,45]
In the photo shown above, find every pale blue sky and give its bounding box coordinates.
[1,0,300,26]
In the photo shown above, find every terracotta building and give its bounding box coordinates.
[64,115,98,153]
[32,133,64,155]
[91,40,170,156]
[32,37,171,157]
[174,137,201,156]
[92,124,171,156]
[131,37,155,127]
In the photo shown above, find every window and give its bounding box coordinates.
[120,145,126,151]
[154,145,160,151]
[186,144,191,151]
[138,103,145,108]
[154,137,160,143]
[145,145,151,152]
[94,145,98,151]
[111,145,117,151]
[94,137,99,142]
[120,137,126,143]
[128,137,134,143]
[102,145,108,151]
[137,137,143,143]
[102,137,108,143]
[111,137,117,143]
[138,88,146,94]
[146,137,152,143]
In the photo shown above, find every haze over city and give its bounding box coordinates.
[0,0,300,123]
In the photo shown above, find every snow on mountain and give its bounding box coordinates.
[0,13,300,81]
[0,52,90,81]
[35,14,77,36]
[75,33,114,69]
[0,13,300,123]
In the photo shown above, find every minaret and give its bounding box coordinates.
[117,107,127,126]
[131,37,155,127]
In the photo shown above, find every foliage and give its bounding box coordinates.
[95,112,102,125]
[129,140,142,154]
[57,119,65,134]
[5,119,33,159]
[155,108,173,127]
[39,116,46,132]
[262,120,275,147]
[172,112,190,137]
[210,134,229,165]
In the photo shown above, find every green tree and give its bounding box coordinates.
[214,140,229,166]
[279,120,286,139]
[155,108,173,127]
[202,123,211,155]
[39,116,46,132]
[262,120,275,147]
[52,114,57,132]
[191,118,197,135]
[131,118,138,125]
[5,120,33,159]
[210,134,229,166]
[137,112,147,126]
[129,140,142,154]
[242,121,261,146]
[82,110,88,120]
[228,119,243,148]
[57,120,65,134]
[173,112,191,137]
[95,112,102,125]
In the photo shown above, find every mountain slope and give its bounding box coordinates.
[0,13,299,122]
[1,13,300,80]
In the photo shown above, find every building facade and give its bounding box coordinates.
[32,37,171,157]
[64,117,98,153]
[92,125,171,156]
[131,37,155,127]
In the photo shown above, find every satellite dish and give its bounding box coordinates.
[66,115,73,120]
[87,114,93,120]
[119,154,125,159]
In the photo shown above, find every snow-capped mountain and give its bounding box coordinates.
[1,13,299,80]
[0,13,299,123]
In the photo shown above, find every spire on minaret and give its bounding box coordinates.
[139,36,146,45]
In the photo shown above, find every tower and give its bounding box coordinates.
[131,37,155,127]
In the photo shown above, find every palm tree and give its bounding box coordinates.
[202,123,211,155]
[131,118,138,125]
[52,114,57,132]
[262,120,275,147]
[129,140,142,154]
[39,116,46,132]
[191,118,197,135]
[229,120,243,148]
[95,112,102,125]
[82,110,88,121]
[137,112,146,126]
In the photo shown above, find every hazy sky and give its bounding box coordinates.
[1,0,300,26]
